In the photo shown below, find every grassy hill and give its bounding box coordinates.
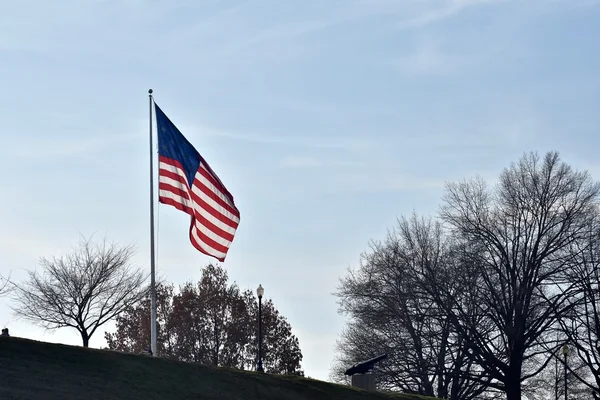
[0,337,439,400]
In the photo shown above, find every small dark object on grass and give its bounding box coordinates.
[344,354,388,376]
[1,328,9,337]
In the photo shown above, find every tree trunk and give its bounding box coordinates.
[505,366,522,400]
[213,318,219,367]
[505,382,521,400]
[81,331,90,348]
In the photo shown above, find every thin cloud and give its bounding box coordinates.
[14,132,142,158]
[336,173,447,193]
[281,156,322,167]
[280,155,365,168]
[389,30,511,77]
[201,125,375,151]
[392,35,461,76]
[388,0,510,30]
[0,235,58,261]
[206,0,512,58]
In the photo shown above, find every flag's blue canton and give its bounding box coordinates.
[155,103,200,188]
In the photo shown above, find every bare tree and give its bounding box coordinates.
[424,151,600,400]
[12,235,149,347]
[332,214,490,399]
[558,211,600,398]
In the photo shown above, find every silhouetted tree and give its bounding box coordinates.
[558,212,600,398]
[333,214,490,399]
[423,151,600,400]
[12,235,148,347]
[334,151,600,400]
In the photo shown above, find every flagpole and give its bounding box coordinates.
[148,89,157,356]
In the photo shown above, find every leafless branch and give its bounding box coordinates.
[0,272,14,296]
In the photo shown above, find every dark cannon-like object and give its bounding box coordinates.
[344,353,388,376]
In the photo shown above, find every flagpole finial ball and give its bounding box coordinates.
[148,89,153,94]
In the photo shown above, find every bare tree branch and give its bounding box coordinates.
[0,272,14,297]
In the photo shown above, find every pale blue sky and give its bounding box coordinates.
[1,0,599,381]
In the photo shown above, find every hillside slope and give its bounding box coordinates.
[0,337,438,400]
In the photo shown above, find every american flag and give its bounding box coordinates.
[154,103,240,261]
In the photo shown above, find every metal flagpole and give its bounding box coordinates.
[148,89,157,356]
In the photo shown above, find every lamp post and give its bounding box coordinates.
[257,284,264,373]
[562,344,569,400]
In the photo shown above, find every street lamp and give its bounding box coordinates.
[257,284,264,373]
[562,344,569,400]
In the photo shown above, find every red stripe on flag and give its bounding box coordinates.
[159,155,185,170]
[159,195,194,217]
[159,182,190,200]
[159,169,189,188]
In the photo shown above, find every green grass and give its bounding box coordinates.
[0,337,441,400]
